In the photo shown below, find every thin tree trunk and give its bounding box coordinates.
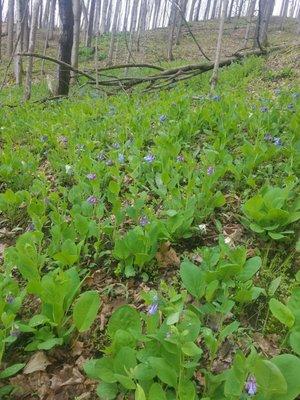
[280,0,289,29]
[24,0,41,100]
[211,0,218,18]
[107,0,120,66]
[15,0,24,85]
[100,0,108,33]
[105,0,112,32]
[210,0,229,89]
[167,2,178,60]
[49,0,57,40]
[243,0,256,46]
[227,0,235,19]
[43,0,51,28]
[57,0,74,95]
[86,0,96,47]
[94,0,101,34]
[194,0,202,21]
[122,0,130,31]
[204,0,212,19]
[38,0,43,28]
[71,0,81,82]
[7,0,15,57]
[137,0,147,51]
[0,0,2,60]
[189,0,197,21]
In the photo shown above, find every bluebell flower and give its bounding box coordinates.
[112,142,120,149]
[87,195,98,205]
[176,155,185,162]
[159,115,167,123]
[245,376,257,396]
[287,103,294,110]
[10,327,20,338]
[108,106,116,115]
[58,135,68,145]
[118,154,125,164]
[6,294,15,304]
[86,173,97,180]
[148,303,158,315]
[139,216,149,227]
[106,159,114,166]
[292,92,299,100]
[264,133,273,142]
[273,137,282,147]
[274,88,281,96]
[97,152,106,161]
[260,106,268,113]
[26,223,35,232]
[207,166,215,175]
[212,95,221,101]
[144,154,155,163]
[40,135,48,143]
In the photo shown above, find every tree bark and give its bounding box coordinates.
[167,1,178,60]
[7,0,15,57]
[15,0,25,85]
[0,0,2,60]
[86,0,96,47]
[71,0,81,81]
[279,0,289,29]
[204,0,212,19]
[94,0,101,34]
[107,0,120,65]
[254,0,275,48]
[194,0,202,21]
[100,0,108,33]
[49,0,57,40]
[137,0,147,51]
[210,0,229,89]
[24,0,41,100]
[57,0,74,95]
[243,0,256,46]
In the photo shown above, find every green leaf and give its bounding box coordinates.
[254,359,287,395]
[180,260,205,299]
[181,342,203,357]
[238,256,261,282]
[269,232,286,240]
[268,277,282,297]
[84,358,117,383]
[0,363,25,379]
[148,357,178,387]
[113,347,136,375]
[37,338,63,350]
[133,363,156,381]
[149,383,167,400]
[269,298,295,328]
[219,321,240,342]
[271,354,300,400]
[96,382,118,400]
[107,305,141,339]
[178,380,196,400]
[135,384,146,400]
[73,290,101,332]
[289,330,300,355]
[114,373,136,389]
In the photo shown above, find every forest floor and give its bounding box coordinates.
[0,17,299,400]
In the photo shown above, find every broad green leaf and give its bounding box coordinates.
[84,358,117,383]
[107,305,141,339]
[180,260,205,299]
[238,256,261,282]
[254,359,287,395]
[0,363,25,379]
[271,354,300,400]
[148,383,167,400]
[135,384,146,400]
[289,330,300,355]
[96,382,118,400]
[181,342,202,357]
[148,357,178,387]
[73,290,101,332]
[269,298,295,328]
[268,277,282,297]
[113,347,136,375]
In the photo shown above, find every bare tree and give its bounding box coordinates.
[71,0,82,81]
[100,0,109,33]
[7,0,15,57]
[137,0,148,51]
[107,0,121,65]
[94,0,101,34]
[15,0,25,85]
[57,0,74,95]
[243,0,256,46]
[210,0,229,89]
[204,0,212,19]
[24,0,41,100]
[194,0,202,20]
[86,0,96,47]
[49,0,57,40]
[167,0,178,60]
[279,0,289,29]
[0,0,2,60]
[254,0,275,48]
[189,0,198,21]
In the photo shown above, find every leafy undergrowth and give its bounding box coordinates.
[0,56,299,399]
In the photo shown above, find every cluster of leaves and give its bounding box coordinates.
[0,57,299,397]
[84,241,300,399]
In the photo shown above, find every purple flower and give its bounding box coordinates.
[148,303,158,315]
[86,195,98,205]
[212,95,221,101]
[97,152,106,161]
[106,159,114,166]
[176,155,185,162]
[159,115,167,123]
[264,133,273,142]
[144,154,155,163]
[58,135,68,145]
[273,137,282,147]
[292,92,299,100]
[274,88,281,96]
[40,135,48,143]
[112,142,120,149]
[118,154,125,164]
[139,216,149,227]
[26,223,35,232]
[245,375,257,396]
[260,106,268,113]
[86,173,97,180]
[6,294,15,304]
[10,327,20,338]
[287,103,294,110]
[108,106,116,115]
[207,166,215,175]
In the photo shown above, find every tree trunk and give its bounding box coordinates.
[105,0,112,32]
[204,0,212,19]
[210,0,229,89]
[57,0,74,95]
[7,0,15,57]
[279,0,289,29]
[0,0,2,60]
[43,0,51,28]
[122,0,130,31]
[38,1,43,28]
[189,0,197,21]
[94,0,101,34]
[137,0,147,51]
[24,0,41,100]
[100,0,108,33]
[167,2,178,60]
[211,0,218,18]
[194,0,202,21]
[227,0,235,19]
[254,0,275,48]
[71,0,81,81]
[243,0,256,46]
[15,0,25,85]
[86,0,96,47]
[107,0,120,65]
[49,0,57,40]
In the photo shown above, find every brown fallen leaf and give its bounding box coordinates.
[23,351,51,375]
[156,242,180,268]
